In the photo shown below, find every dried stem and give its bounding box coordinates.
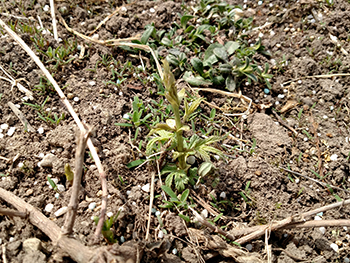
[49,0,58,40]
[0,18,108,242]
[62,130,91,235]
[145,169,156,241]
[0,207,27,219]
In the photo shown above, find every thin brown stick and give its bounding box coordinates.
[0,207,27,218]
[271,110,297,135]
[191,190,224,219]
[2,244,7,263]
[49,0,58,40]
[0,18,108,243]
[309,113,323,178]
[8,102,35,132]
[0,187,95,263]
[145,170,156,241]
[280,167,349,193]
[233,198,350,244]
[62,130,91,235]
[282,73,350,86]
[189,207,236,241]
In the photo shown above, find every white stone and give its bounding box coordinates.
[107,212,113,217]
[55,193,60,199]
[18,162,24,168]
[121,6,127,12]
[88,81,96,86]
[45,203,54,213]
[9,237,14,242]
[330,154,338,161]
[57,184,65,192]
[37,127,44,134]
[172,248,177,254]
[89,202,96,210]
[319,227,326,234]
[201,209,208,218]
[277,94,285,99]
[314,215,322,221]
[330,243,339,252]
[142,183,150,192]
[220,192,226,199]
[158,231,164,238]
[7,127,15,136]
[344,258,350,263]
[295,178,300,184]
[246,244,253,251]
[43,5,49,11]
[155,211,161,217]
[0,124,7,130]
[54,206,68,217]
[150,8,155,13]
[73,97,79,102]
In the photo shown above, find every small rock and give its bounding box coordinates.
[158,231,164,238]
[39,154,58,168]
[89,202,96,210]
[319,227,326,234]
[172,248,178,254]
[330,243,339,252]
[7,127,16,136]
[141,183,150,193]
[67,93,74,99]
[89,81,96,86]
[23,238,42,252]
[220,192,226,199]
[0,123,9,130]
[45,203,54,213]
[201,209,208,218]
[106,212,113,217]
[246,244,253,251]
[54,206,68,217]
[120,236,125,243]
[187,156,196,165]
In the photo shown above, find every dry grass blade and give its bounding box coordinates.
[0,18,108,242]
[8,101,36,132]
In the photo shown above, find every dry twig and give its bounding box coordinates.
[0,207,27,219]
[49,0,58,40]
[0,18,108,243]
[8,102,35,132]
[62,130,91,235]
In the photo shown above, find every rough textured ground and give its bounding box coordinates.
[0,0,350,262]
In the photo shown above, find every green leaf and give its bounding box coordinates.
[126,159,146,169]
[159,200,175,209]
[213,47,228,62]
[141,25,155,44]
[183,71,212,86]
[47,176,58,191]
[166,54,179,66]
[161,184,178,200]
[198,162,214,177]
[226,75,236,91]
[225,41,240,55]
[219,63,233,74]
[179,214,190,222]
[191,57,204,76]
[180,189,190,202]
[203,43,223,67]
[180,14,194,29]
[214,213,223,222]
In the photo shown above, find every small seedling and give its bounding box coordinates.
[47,176,58,192]
[64,163,74,185]
[94,211,121,244]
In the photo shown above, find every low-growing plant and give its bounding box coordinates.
[146,60,225,191]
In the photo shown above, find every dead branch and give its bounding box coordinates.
[0,18,108,243]
[62,130,91,235]
[233,198,350,244]
[0,207,27,218]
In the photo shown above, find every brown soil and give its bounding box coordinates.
[0,0,350,262]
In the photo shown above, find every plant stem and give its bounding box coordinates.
[173,105,186,170]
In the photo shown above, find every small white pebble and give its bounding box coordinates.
[43,5,49,11]
[142,183,150,193]
[277,94,285,99]
[330,243,339,252]
[55,193,60,199]
[121,6,127,12]
[319,227,326,234]
[258,0,263,5]
[73,97,79,102]
[107,212,113,217]
[89,202,96,210]
[290,160,293,164]
[323,115,328,119]
[89,81,96,86]
[220,192,226,199]
[246,244,253,251]
[9,237,14,242]
[330,106,334,111]
[314,216,323,221]
[120,236,125,243]
[317,133,321,137]
[158,231,164,239]
[344,257,350,263]
[304,137,308,142]
[295,178,300,184]
[155,211,161,217]
[54,206,68,217]
[45,203,54,213]
[0,134,3,139]
[150,8,155,13]
[172,248,178,255]
[344,226,348,231]
[37,127,44,134]
[270,30,275,37]
[312,90,316,94]
[201,209,208,218]
[309,185,313,188]
[38,153,45,158]
[126,190,131,196]
[283,89,288,93]
[18,162,24,168]
[330,154,338,161]
[7,127,15,136]
[132,201,137,206]
[91,34,99,40]
[275,101,280,105]
[119,91,123,96]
